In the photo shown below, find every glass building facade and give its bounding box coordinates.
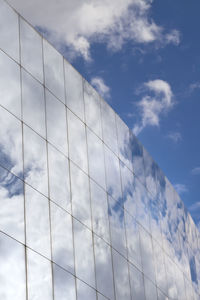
[0,0,200,299]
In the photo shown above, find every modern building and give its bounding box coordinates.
[0,0,200,299]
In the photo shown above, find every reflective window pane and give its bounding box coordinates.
[101,99,118,155]
[94,235,115,300]
[116,115,133,171]
[90,180,110,243]
[0,49,21,118]
[0,0,19,61]
[0,233,26,299]
[87,128,106,189]
[25,184,51,259]
[104,146,122,203]
[68,109,88,173]
[77,279,97,300]
[20,18,43,82]
[108,196,127,257]
[53,264,76,300]
[84,80,102,138]
[0,167,24,243]
[129,263,145,300]
[50,202,74,273]
[144,276,158,300]
[129,132,146,186]
[70,162,91,228]
[73,219,95,288]
[43,40,65,102]
[120,162,135,217]
[46,89,68,155]
[23,125,48,196]
[153,240,167,295]
[48,144,70,211]
[112,249,131,300]
[22,69,46,137]
[134,177,151,232]
[140,226,156,282]
[65,60,84,121]
[125,211,142,269]
[0,106,23,178]
[27,249,53,300]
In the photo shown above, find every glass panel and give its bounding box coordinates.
[120,161,135,217]
[0,49,21,118]
[134,177,151,232]
[22,69,46,137]
[104,146,122,203]
[0,0,19,61]
[165,255,178,299]
[140,226,156,282]
[87,128,106,189]
[153,240,167,295]
[46,89,68,155]
[157,289,168,300]
[84,79,102,138]
[23,125,48,196]
[73,219,95,288]
[129,263,145,300]
[67,109,88,173]
[50,202,74,273]
[77,279,97,300]
[48,144,71,212]
[97,294,107,300]
[64,60,84,121]
[125,211,142,269]
[0,106,23,178]
[108,196,127,257]
[143,148,158,198]
[144,276,158,300]
[53,264,76,300]
[112,249,131,300]
[90,180,110,243]
[129,132,146,186]
[20,18,43,82]
[25,184,51,259]
[70,162,91,228]
[101,99,118,155]
[94,235,115,300]
[116,115,133,171]
[27,248,53,300]
[0,232,26,299]
[0,166,24,243]
[43,40,65,102]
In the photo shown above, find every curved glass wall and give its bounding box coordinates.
[0,0,200,299]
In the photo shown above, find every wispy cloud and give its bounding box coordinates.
[189,201,200,212]
[191,167,200,175]
[189,82,200,92]
[173,183,188,195]
[167,131,182,143]
[91,76,111,100]
[8,0,180,61]
[133,79,174,135]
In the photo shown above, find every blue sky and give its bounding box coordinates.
[8,0,200,228]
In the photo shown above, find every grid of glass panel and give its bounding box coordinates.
[0,0,200,299]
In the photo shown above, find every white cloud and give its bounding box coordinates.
[7,0,180,61]
[191,167,200,175]
[167,131,182,143]
[173,183,188,195]
[133,79,174,135]
[91,76,111,100]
